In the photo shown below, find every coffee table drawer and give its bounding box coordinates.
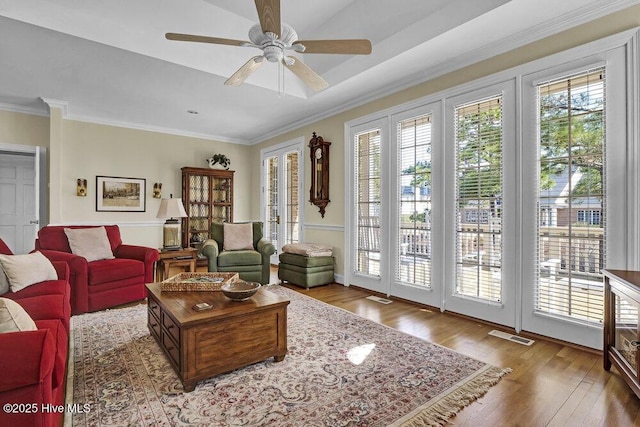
[161,329,180,369]
[162,312,180,345]
[148,312,161,340]
[148,298,161,320]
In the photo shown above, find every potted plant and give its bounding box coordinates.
[206,154,231,170]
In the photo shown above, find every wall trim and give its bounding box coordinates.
[48,221,163,228]
[304,223,344,232]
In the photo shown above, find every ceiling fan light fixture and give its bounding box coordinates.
[166,0,371,92]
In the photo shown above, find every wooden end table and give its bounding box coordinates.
[156,247,198,282]
[146,282,290,392]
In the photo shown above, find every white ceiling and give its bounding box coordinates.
[0,0,636,144]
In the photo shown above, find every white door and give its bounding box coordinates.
[0,152,39,254]
[346,119,390,294]
[520,49,627,349]
[443,81,517,327]
[262,140,303,264]
[389,102,443,307]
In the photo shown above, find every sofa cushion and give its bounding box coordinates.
[0,251,58,293]
[88,258,145,285]
[223,223,254,251]
[64,226,115,262]
[37,225,123,253]
[218,250,261,267]
[0,297,37,333]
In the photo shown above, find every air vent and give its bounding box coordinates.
[365,295,393,304]
[489,330,535,346]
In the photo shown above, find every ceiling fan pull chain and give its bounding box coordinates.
[278,60,285,97]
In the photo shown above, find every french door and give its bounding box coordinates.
[521,49,628,348]
[389,103,443,306]
[262,140,303,265]
[347,119,389,294]
[443,82,517,327]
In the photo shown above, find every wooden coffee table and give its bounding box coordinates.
[146,282,290,392]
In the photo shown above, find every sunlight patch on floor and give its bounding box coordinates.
[347,343,376,365]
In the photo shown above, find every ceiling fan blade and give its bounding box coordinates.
[166,33,248,47]
[293,39,372,55]
[224,56,265,86]
[254,0,281,38]
[284,57,328,92]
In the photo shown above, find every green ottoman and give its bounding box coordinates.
[278,252,335,288]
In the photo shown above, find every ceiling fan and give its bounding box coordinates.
[165,0,372,92]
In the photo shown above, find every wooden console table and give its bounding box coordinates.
[156,247,198,282]
[603,269,640,398]
[146,282,289,392]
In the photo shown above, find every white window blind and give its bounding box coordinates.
[454,95,503,302]
[535,69,605,325]
[285,152,299,245]
[355,129,382,276]
[265,156,279,245]
[397,114,432,287]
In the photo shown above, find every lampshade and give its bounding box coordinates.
[156,197,187,219]
[156,197,187,250]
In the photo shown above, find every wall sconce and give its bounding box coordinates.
[153,182,162,198]
[77,179,87,197]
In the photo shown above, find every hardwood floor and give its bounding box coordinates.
[276,280,640,426]
[157,264,640,425]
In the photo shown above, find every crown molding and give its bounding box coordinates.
[251,0,640,145]
[40,98,68,116]
[64,112,251,145]
[0,102,48,117]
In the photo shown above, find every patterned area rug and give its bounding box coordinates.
[66,285,510,426]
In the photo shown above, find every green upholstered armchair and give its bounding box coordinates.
[199,222,275,285]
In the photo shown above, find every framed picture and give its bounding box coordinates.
[96,176,146,212]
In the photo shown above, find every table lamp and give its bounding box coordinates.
[156,194,187,250]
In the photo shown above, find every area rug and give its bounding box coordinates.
[66,285,510,426]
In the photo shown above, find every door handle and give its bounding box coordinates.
[29,220,39,224]
[276,215,280,224]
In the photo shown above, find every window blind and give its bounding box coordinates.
[285,152,299,245]
[535,69,605,324]
[355,129,382,277]
[397,114,432,288]
[454,95,503,302]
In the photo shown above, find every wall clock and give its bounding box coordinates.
[309,132,331,217]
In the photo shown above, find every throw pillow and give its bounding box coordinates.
[0,297,37,333]
[223,223,254,251]
[64,226,115,262]
[0,270,9,295]
[0,251,58,293]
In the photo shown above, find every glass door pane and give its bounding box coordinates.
[355,129,382,277]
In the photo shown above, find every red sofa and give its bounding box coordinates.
[35,225,158,314]
[0,238,71,427]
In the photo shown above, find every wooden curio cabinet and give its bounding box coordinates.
[181,167,234,248]
[603,269,640,398]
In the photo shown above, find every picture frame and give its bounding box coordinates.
[96,176,146,212]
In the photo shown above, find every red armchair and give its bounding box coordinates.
[35,225,159,314]
[0,238,71,427]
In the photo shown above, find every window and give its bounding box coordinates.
[535,69,605,324]
[397,114,432,287]
[455,95,503,302]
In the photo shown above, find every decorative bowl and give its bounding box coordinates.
[220,281,261,301]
